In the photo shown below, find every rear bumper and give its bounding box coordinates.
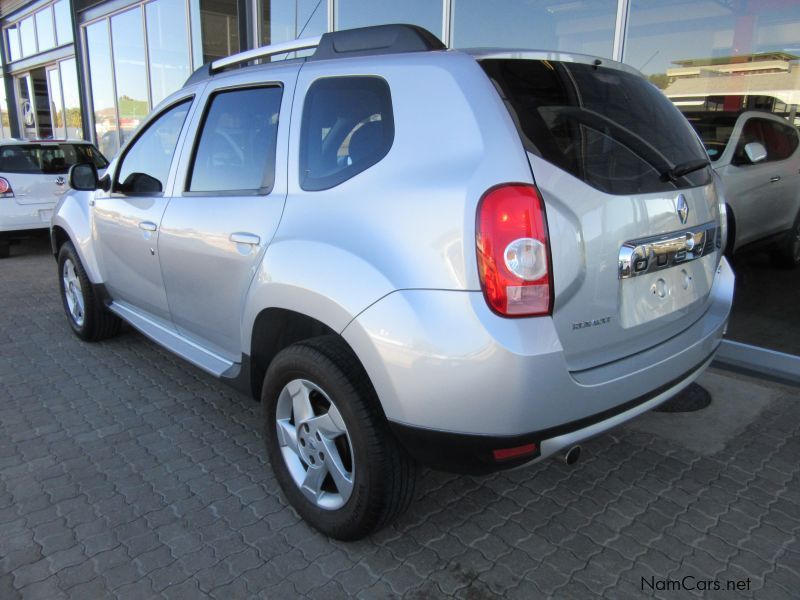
[343,258,734,472]
[391,353,711,473]
[0,202,55,234]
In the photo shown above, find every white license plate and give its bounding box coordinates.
[619,256,716,328]
[39,209,53,223]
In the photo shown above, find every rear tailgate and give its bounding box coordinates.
[481,56,723,371]
[531,153,720,370]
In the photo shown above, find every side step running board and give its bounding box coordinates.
[108,301,234,377]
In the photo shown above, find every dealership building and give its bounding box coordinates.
[0,0,798,377]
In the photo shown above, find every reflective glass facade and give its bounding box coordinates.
[0,0,797,367]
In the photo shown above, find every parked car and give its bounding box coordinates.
[684,111,800,266]
[52,25,734,540]
[0,139,108,258]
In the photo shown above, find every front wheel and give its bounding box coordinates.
[262,336,416,540]
[57,242,122,341]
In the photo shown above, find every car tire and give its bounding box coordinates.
[771,211,800,269]
[0,239,9,259]
[262,335,416,540]
[57,241,122,341]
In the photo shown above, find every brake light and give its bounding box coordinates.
[0,177,12,197]
[476,184,552,317]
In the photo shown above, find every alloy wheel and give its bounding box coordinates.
[62,258,85,327]
[275,379,355,510]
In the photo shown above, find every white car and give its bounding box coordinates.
[0,139,108,258]
[685,111,800,266]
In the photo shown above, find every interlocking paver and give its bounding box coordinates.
[1,238,799,598]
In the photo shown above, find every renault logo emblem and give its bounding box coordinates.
[676,194,689,224]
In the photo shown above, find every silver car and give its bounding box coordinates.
[685,110,800,266]
[51,25,734,540]
[0,139,107,258]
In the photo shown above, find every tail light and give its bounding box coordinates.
[476,184,553,317]
[0,177,13,198]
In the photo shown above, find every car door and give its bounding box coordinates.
[759,118,800,234]
[93,97,194,322]
[158,67,296,361]
[714,115,784,248]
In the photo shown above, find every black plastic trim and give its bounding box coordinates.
[389,351,715,474]
[310,24,445,62]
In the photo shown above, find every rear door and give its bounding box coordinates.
[482,57,722,371]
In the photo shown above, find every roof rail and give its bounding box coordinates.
[311,24,445,61]
[210,36,322,73]
[183,25,445,87]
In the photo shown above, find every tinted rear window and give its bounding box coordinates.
[0,143,109,174]
[482,59,712,195]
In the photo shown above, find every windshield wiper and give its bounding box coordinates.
[661,159,709,182]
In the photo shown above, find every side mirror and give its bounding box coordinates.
[68,163,100,191]
[744,142,767,164]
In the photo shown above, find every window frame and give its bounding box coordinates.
[111,95,194,197]
[183,82,283,198]
[299,75,395,192]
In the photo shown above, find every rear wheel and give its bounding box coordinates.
[772,211,800,269]
[262,336,416,540]
[57,242,122,341]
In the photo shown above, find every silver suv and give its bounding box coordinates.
[52,25,735,540]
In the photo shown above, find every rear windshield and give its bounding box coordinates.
[0,143,109,174]
[482,59,712,195]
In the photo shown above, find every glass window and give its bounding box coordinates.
[115,99,190,194]
[20,16,36,57]
[731,118,800,165]
[48,67,65,139]
[59,58,83,139]
[300,76,394,191]
[336,0,441,37]
[111,8,149,146]
[199,0,239,62]
[7,26,21,61]
[0,143,108,174]
[0,83,9,139]
[188,86,282,193]
[624,1,800,357]
[452,0,617,58]
[482,59,711,195]
[54,0,73,45]
[86,20,119,157]
[146,0,191,106]
[266,0,326,46]
[36,8,56,52]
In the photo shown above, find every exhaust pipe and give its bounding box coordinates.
[561,445,581,466]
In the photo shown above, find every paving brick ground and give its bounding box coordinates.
[1,236,799,599]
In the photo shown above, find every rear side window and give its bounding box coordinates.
[299,76,394,191]
[0,144,108,174]
[482,59,712,195]
[733,118,799,164]
[188,86,282,194]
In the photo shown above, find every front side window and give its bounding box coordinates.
[188,86,282,193]
[299,76,394,191]
[734,119,799,163]
[115,99,191,194]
